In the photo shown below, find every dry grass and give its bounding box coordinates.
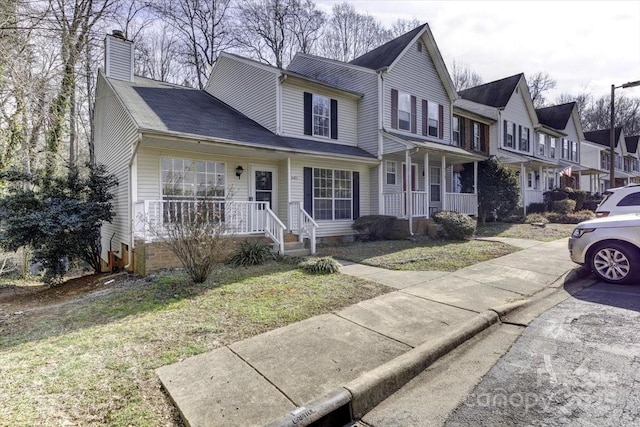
[0,263,390,426]
[319,239,519,271]
[475,222,575,241]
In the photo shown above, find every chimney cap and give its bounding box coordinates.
[111,29,125,40]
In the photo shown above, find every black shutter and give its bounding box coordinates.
[438,104,444,139]
[460,117,466,147]
[391,89,398,129]
[352,171,360,220]
[518,125,522,150]
[480,123,486,152]
[304,92,312,135]
[304,167,313,216]
[503,120,507,146]
[422,100,428,136]
[410,96,417,134]
[330,99,338,139]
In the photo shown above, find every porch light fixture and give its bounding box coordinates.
[235,165,244,179]
[610,79,640,188]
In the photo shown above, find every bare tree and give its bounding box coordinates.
[527,71,556,108]
[289,0,325,56]
[581,93,640,135]
[151,0,234,89]
[450,59,483,91]
[390,18,421,37]
[134,24,185,83]
[319,2,391,62]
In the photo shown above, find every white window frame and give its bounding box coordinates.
[398,91,411,131]
[430,166,441,202]
[504,121,515,149]
[452,116,460,146]
[312,94,330,138]
[472,122,481,150]
[161,157,226,199]
[428,101,439,137]
[519,126,530,152]
[538,133,546,156]
[386,161,397,185]
[548,137,556,159]
[313,168,352,221]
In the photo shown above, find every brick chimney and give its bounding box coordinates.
[104,30,134,82]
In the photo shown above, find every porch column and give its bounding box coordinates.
[424,152,430,217]
[577,170,582,190]
[521,162,527,215]
[406,149,413,234]
[539,166,543,191]
[379,160,384,214]
[474,161,478,216]
[441,155,446,211]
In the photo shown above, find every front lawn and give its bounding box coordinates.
[319,239,519,271]
[0,263,390,426]
[475,222,575,241]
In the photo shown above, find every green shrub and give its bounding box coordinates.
[432,211,476,240]
[526,202,546,214]
[553,199,576,214]
[524,213,549,224]
[567,190,587,210]
[544,210,595,224]
[299,256,340,274]
[228,240,274,266]
[352,215,397,241]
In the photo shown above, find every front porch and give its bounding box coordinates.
[382,191,478,217]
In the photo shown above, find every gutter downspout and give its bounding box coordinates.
[124,133,142,271]
[378,70,385,214]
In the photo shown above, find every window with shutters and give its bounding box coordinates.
[537,133,546,156]
[313,168,352,220]
[398,91,411,131]
[312,94,330,137]
[549,138,556,158]
[504,121,515,148]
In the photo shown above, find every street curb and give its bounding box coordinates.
[263,265,592,427]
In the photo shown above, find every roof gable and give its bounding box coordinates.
[458,74,522,108]
[584,128,624,148]
[536,102,574,130]
[349,23,427,70]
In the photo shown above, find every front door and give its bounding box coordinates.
[403,163,417,216]
[251,165,278,209]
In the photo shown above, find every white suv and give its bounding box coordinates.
[596,184,640,217]
[569,213,640,284]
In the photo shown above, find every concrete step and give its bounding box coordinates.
[283,248,311,257]
[284,241,306,251]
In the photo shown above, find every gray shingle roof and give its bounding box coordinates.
[584,128,623,147]
[106,74,375,160]
[625,135,639,154]
[535,102,575,130]
[349,23,428,70]
[458,74,523,108]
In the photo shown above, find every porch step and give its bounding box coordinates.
[271,241,311,257]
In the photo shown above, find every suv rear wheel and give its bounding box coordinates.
[589,242,639,284]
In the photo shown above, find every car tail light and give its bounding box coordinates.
[596,211,609,217]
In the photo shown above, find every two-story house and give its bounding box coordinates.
[624,135,640,184]
[583,128,629,189]
[95,24,484,274]
[458,74,557,212]
[288,23,485,227]
[535,102,585,190]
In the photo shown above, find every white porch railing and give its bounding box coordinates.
[444,193,478,215]
[134,199,286,253]
[382,192,429,217]
[524,189,544,205]
[288,202,318,254]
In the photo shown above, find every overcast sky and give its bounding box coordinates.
[317,0,640,101]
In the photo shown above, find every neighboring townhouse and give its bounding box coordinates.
[95,32,379,274]
[288,23,485,226]
[458,74,556,211]
[583,128,629,188]
[94,24,485,273]
[624,135,640,184]
[578,138,610,193]
[535,102,585,190]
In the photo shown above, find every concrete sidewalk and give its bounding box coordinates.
[156,238,584,427]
